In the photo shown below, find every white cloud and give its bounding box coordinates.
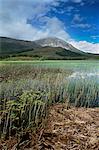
[66,6,74,12]
[0,0,98,54]
[0,0,70,41]
[71,23,91,28]
[91,35,99,40]
[70,40,99,54]
[71,14,91,29]
[72,14,83,22]
[0,15,70,41]
[71,0,82,3]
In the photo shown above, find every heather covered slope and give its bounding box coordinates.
[17,46,86,60]
[1,37,99,60]
[0,37,41,56]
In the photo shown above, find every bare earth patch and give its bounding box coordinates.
[38,104,99,150]
[0,104,99,150]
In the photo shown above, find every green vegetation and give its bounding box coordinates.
[0,37,40,55]
[1,37,99,60]
[0,61,99,140]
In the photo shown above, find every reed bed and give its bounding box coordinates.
[0,64,99,139]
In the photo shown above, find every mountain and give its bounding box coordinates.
[0,37,41,56]
[35,37,85,55]
[0,36,98,60]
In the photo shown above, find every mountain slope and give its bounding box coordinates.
[0,37,98,59]
[0,37,41,56]
[18,46,85,59]
[35,37,85,55]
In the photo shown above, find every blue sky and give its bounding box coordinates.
[0,0,99,53]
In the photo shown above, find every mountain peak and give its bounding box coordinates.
[35,37,84,54]
[35,37,68,48]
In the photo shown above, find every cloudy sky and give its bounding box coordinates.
[0,0,99,53]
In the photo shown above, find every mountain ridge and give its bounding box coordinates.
[0,36,98,60]
[35,37,85,55]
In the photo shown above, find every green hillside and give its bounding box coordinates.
[0,37,40,56]
[0,37,99,60]
[17,46,87,60]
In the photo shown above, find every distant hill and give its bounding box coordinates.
[0,37,99,60]
[0,37,41,56]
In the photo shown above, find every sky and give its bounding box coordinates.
[0,0,99,53]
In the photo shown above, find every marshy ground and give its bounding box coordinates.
[0,60,99,149]
[0,104,99,150]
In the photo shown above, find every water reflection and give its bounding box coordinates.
[69,72,99,79]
